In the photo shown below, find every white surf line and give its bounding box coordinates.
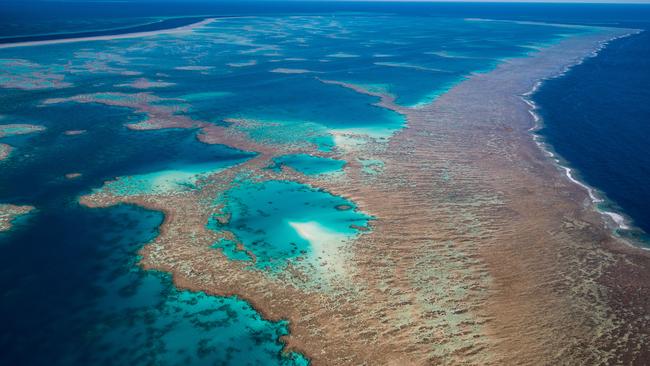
[523,92,633,232]
[520,30,641,232]
[0,18,217,49]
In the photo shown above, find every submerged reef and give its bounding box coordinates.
[0,59,71,90]
[0,124,46,138]
[42,92,198,131]
[0,124,46,160]
[116,78,176,90]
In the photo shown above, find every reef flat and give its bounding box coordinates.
[76,24,649,364]
[399,27,650,365]
[0,123,46,138]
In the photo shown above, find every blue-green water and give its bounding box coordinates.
[210,180,370,270]
[2,1,646,364]
[95,157,251,196]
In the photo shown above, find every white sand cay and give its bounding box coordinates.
[269,68,314,74]
[288,221,351,275]
[0,18,217,49]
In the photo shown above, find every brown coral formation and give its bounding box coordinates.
[0,143,12,161]
[0,204,34,232]
[0,124,46,138]
[80,28,650,365]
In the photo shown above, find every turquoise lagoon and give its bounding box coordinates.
[0,11,595,365]
[210,180,370,270]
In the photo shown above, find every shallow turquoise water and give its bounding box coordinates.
[96,158,249,196]
[210,180,370,270]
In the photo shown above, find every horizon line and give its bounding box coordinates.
[6,0,650,4]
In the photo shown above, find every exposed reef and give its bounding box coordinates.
[0,143,12,161]
[0,124,46,138]
[0,204,34,232]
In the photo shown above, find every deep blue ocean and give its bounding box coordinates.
[535,29,650,243]
[1,1,649,365]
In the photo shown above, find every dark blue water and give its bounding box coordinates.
[3,1,650,39]
[534,29,650,243]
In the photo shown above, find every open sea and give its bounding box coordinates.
[534,28,650,243]
[1,1,649,365]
